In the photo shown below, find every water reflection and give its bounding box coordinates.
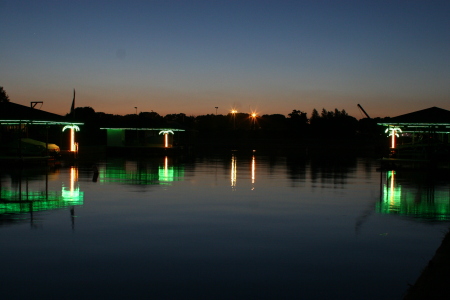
[378,170,450,221]
[0,166,84,226]
[285,154,360,187]
[62,166,82,202]
[251,154,255,189]
[231,153,237,189]
[1,155,450,300]
[99,156,185,185]
[229,153,257,190]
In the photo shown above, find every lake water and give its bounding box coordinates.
[1,153,449,299]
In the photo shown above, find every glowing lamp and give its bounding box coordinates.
[62,125,81,152]
[385,127,402,148]
[159,130,174,148]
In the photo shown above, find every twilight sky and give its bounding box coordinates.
[1,0,449,118]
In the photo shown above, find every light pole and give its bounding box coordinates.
[215,107,218,115]
[135,107,137,115]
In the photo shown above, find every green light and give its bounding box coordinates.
[377,171,450,221]
[61,186,84,203]
[100,128,185,131]
[0,187,84,215]
[158,165,175,182]
[0,120,83,126]
[98,161,185,185]
[378,123,450,126]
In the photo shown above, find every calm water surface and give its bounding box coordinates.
[1,153,449,299]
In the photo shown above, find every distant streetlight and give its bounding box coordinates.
[251,112,257,129]
[215,107,218,115]
[135,107,137,115]
[231,109,237,129]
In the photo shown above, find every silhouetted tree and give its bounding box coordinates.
[288,110,308,137]
[71,107,96,120]
[164,113,195,128]
[164,113,187,123]
[139,111,164,127]
[288,110,308,121]
[309,108,358,138]
[0,86,10,102]
[310,109,319,123]
[259,114,288,138]
[67,107,103,145]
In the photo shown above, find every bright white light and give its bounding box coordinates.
[62,125,80,132]
[159,130,174,135]
[385,127,402,148]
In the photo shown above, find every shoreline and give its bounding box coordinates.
[404,229,450,299]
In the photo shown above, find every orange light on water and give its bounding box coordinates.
[391,130,396,148]
[231,154,237,188]
[251,155,255,185]
[70,167,78,192]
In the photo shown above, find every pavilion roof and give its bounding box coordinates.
[378,107,450,126]
[0,101,82,125]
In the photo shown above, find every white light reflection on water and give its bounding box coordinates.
[0,154,449,300]
[231,152,237,190]
[251,154,256,190]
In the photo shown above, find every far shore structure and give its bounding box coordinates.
[0,101,83,161]
[2,98,450,167]
[100,127,185,150]
[378,106,450,168]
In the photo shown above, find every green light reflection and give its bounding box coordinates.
[377,171,450,221]
[0,187,84,215]
[99,158,184,185]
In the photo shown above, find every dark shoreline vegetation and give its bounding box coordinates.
[0,87,391,157]
[69,106,390,157]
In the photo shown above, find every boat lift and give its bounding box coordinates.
[357,104,371,119]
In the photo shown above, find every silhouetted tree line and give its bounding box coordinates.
[68,106,387,147]
[0,85,389,154]
[0,86,10,102]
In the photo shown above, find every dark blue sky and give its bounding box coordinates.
[1,0,449,117]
